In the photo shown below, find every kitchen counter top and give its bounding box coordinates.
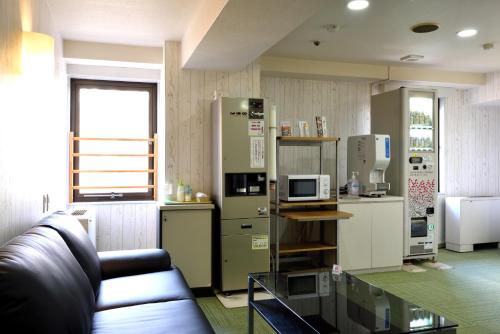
[158,201,214,210]
[339,195,404,204]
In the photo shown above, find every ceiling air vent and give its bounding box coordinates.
[411,23,439,33]
[400,54,424,62]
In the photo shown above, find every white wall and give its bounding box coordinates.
[0,0,67,245]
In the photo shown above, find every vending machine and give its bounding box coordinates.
[212,97,270,291]
[371,88,438,260]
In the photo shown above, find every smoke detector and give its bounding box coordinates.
[483,43,494,50]
[321,24,340,33]
[400,54,424,62]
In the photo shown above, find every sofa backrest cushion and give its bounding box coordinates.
[39,212,101,296]
[0,226,95,334]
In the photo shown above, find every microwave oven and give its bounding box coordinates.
[279,174,330,201]
[285,271,330,300]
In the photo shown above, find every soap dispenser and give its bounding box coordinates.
[348,171,360,196]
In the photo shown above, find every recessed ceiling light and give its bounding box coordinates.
[347,0,369,11]
[457,28,478,38]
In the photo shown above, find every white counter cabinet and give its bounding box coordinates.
[338,196,403,273]
[159,203,214,288]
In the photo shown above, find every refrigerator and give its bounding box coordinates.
[212,97,270,291]
[371,88,438,260]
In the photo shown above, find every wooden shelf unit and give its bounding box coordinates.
[274,199,338,209]
[277,136,339,143]
[273,134,351,272]
[280,210,353,222]
[278,242,337,255]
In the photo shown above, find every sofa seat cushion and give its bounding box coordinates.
[0,226,95,334]
[96,268,194,311]
[38,212,102,296]
[92,299,214,334]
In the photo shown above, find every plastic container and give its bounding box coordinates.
[176,182,185,202]
[184,185,192,202]
[347,171,360,196]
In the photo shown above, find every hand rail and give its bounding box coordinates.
[69,132,158,202]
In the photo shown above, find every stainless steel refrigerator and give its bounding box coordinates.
[371,88,438,260]
[212,97,270,291]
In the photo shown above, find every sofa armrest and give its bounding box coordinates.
[98,248,171,279]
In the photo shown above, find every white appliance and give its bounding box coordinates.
[445,197,500,252]
[279,174,330,201]
[347,134,391,196]
[371,88,438,260]
[66,208,97,248]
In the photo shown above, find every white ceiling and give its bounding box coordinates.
[183,0,328,69]
[46,0,500,73]
[265,0,500,73]
[46,0,204,46]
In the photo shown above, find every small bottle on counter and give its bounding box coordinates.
[184,185,192,202]
[347,171,360,197]
[176,181,184,202]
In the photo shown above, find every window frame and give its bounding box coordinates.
[437,97,444,193]
[70,78,157,202]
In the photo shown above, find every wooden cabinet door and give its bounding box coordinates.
[371,202,403,268]
[338,203,372,270]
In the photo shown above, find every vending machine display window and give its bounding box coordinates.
[409,94,434,152]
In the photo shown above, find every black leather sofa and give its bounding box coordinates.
[0,212,214,334]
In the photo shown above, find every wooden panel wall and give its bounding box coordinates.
[471,71,500,104]
[261,76,371,186]
[444,89,500,196]
[0,0,67,246]
[164,41,260,195]
[69,203,158,251]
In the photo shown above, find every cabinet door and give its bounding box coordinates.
[371,202,403,268]
[338,204,372,270]
[161,210,212,288]
[222,233,270,291]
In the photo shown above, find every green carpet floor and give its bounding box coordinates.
[198,248,500,333]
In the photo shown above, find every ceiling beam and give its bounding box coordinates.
[63,40,163,68]
[181,0,329,70]
[181,0,229,69]
[261,56,388,81]
[388,66,485,87]
[261,56,486,87]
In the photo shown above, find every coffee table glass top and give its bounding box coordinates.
[249,270,457,333]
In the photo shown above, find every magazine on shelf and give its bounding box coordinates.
[315,116,327,137]
[280,121,292,136]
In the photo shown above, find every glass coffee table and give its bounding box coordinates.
[248,270,457,333]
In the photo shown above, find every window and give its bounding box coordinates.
[70,79,157,202]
